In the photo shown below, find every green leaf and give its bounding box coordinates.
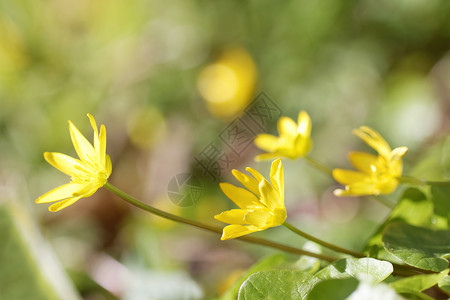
[431,186,450,221]
[307,278,359,300]
[382,222,450,271]
[220,254,288,300]
[238,270,319,300]
[294,242,322,274]
[315,258,393,284]
[0,205,77,300]
[364,188,434,259]
[390,269,448,299]
[438,275,450,293]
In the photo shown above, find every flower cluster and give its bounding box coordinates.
[37,111,409,241]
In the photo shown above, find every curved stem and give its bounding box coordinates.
[305,156,333,176]
[282,221,365,258]
[104,182,336,262]
[368,195,395,209]
[398,176,450,187]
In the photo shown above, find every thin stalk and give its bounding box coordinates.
[305,156,333,176]
[425,180,450,187]
[368,195,395,209]
[104,182,336,262]
[398,176,450,187]
[282,221,365,258]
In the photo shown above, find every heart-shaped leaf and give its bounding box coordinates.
[382,222,450,271]
[390,270,448,298]
[220,254,288,300]
[315,257,393,284]
[307,278,359,300]
[238,270,319,300]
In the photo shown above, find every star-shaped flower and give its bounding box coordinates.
[254,111,312,161]
[215,159,286,240]
[36,114,112,212]
[332,126,407,197]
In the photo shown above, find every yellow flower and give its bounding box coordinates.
[215,159,286,240]
[332,126,408,197]
[254,111,312,161]
[36,114,112,212]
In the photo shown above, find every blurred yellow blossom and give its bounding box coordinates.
[36,114,112,212]
[197,46,257,120]
[215,159,286,240]
[332,126,408,197]
[254,111,312,161]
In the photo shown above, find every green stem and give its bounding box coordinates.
[425,180,450,187]
[282,221,365,258]
[305,156,333,176]
[104,182,336,262]
[398,176,450,187]
[368,195,395,209]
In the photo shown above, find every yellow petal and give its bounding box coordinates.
[72,182,101,198]
[278,116,297,139]
[36,182,85,203]
[297,111,311,137]
[336,181,378,196]
[231,169,260,196]
[254,152,282,162]
[48,197,82,212]
[69,120,97,164]
[214,209,248,225]
[105,154,113,176]
[219,183,261,209]
[332,169,368,185]
[243,209,273,228]
[270,159,284,196]
[245,167,264,183]
[348,151,377,173]
[293,136,312,158]
[258,178,282,210]
[44,152,94,177]
[254,134,279,152]
[353,126,391,159]
[377,178,399,195]
[221,224,260,240]
[390,146,408,160]
[99,124,107,166]
[88,113,99,152]
[88,113,107,166]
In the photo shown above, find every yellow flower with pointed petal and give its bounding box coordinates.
[215,159,286,240]
[332,126,408,197]
[36,114,112,212]
[254,111,312,161]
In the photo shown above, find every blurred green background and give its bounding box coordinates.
[1,0,450,299]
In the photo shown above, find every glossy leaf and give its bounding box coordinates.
[364,188,433,259]
[390,270,448,299]
[238,270,319,300]
[315,257,393,284]
[307,278,359,300]
[431,186,450,221]
[437,275,450,293]
[382,222,450,271]
[220,254,288,300]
